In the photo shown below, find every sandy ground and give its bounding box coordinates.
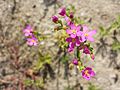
[0,0,120,90]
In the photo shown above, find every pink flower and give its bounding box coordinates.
[52,15,58,23]
[27,36,38,46]
[23,25,33,36]
[66,36,81,52]
[59,7,66,16]
[66,24,81,38]
[81,67,95,80]
[72,58,78,65]
[81,25,97,42]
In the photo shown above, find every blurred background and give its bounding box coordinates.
[0,0,120,90]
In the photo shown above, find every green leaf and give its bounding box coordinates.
[99,26,108,36]
[112,42,120,51]
[74,17,85,24]
[79,66,85,71]
[88,83,101,90]
[33,52,51,71]
[24,79,34,86]
[35,78,44,87]
[61,55,69,64]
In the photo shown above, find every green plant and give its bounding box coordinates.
[88,83,101,90]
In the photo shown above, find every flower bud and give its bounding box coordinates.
[90,54,95,60]
[72,59,78,65]
[52,16,58,23]
[70,12,74,18]
[83,46,90,54]
[59,7,66,16]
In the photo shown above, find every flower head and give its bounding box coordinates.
[72,58,78,65]
[81,25,96,42]
[83,46,90,54]
[81,67,95,80]
[66,36,81,52]
[59,7,66,16]
[27,36,38,46]
[66,24,81,38]
[69,12,74,19]
[68,47,74,52]
[52,16,58,23]
[23,25,33,36]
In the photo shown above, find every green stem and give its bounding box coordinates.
[76,47,83,66]
[76,47,80,60]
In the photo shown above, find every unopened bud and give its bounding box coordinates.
[52,16,58,23]
[90,54,95,60]
[72,59,78,65]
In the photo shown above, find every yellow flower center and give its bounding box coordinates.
[85,70,90,77]
[72,38,76,42]
[85,33,88,37]
[72,30,76,34]
[31,39,35,43]
[63,26,67,30]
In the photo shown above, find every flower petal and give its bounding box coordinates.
[69,42,75,48]
[76,38,81,46]
[64,16,69,22]
[68,47,74,52]
[77,31,82,36]
[70,24,76,30]
[70,34,76,38]
[66,37,72,42]
[81,34,86,42]
[84,76,91,80]
[90,71,95,77]
[33,42,37,46]
[66,29,72,34]
[86,67,92,71]
[24,33,29,36]
[27,41,33,46]
[76,25,81,31]
[82,25,88,33]
[87,36,94,42]
[88,30,97,36]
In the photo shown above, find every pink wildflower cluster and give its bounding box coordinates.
[23,25,38,46]
[52,7,96,80]
[72,58,95,80]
